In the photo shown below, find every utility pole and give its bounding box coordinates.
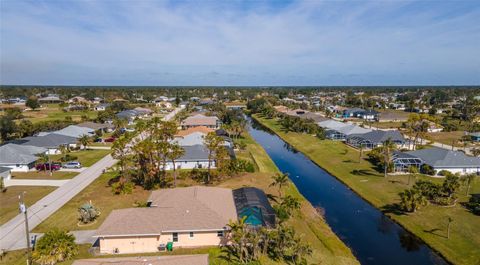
[19,192,31,265]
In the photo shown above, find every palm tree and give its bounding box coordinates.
[32,229,78,265]
[359,144,364,163]
[447,216,453,239]
[382,138,396,177]
[204,132,223,183]
[113,117,128,132]
[270,173,290,197]
[167,143,185,187]
[461,174,476,196]
[37,153,49,173]
[58,145,68,161]
[398,188,427,212]
[78,135,90,150]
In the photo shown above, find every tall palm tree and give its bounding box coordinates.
[270,173,290,197]
[382,138,396,178]
[461,174,476,196]
[204,132,223,183]
[113,117,128,132]
[78,135,90,150]
[167,143,185,187]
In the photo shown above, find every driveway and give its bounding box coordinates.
[10,230,98,250]
[59,167,87,173]
[0,154,117,250]
[4,179,70,187]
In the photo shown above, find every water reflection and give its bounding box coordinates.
[247,116,449,265]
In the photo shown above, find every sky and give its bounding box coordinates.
[1,0,479,86]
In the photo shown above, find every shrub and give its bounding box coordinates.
[60,154,78,162]
[438,170,453,177]
[420,164,436,175]
[466,195,480,215]
[32,229,78,265]
[111,177,134,195]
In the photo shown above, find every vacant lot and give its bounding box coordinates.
[254,114,480,265]
[0,186,56,225]
[19,104,97,123]
[50,149,111,167]
[428,130,474,148]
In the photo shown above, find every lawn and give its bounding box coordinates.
[50,149,111,167]
[31,128,358,265]
[33,171,151,232]
[12,171,78,180]
[0,186,56,225]
[254,114,480,265]
[428,130,473,148]
[19,104,97,123]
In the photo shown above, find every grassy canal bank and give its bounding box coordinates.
[253,114,480,265]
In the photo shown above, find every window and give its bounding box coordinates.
[217,231,224,237]
[172,233,178,242]
[189,232,194,238]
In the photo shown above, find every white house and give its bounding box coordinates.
[165,145,213,170]
[0,144,47,172]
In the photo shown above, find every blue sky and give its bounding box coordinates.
[1,0,479,86]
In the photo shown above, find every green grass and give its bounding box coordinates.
[254,114,480,265]
[33,171,151,232]
[12,171,78,180]
[20,104,97,123]
[0,186,57,225]
[50,149,111,167]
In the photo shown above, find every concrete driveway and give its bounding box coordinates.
[4,179,70,187]
[0,154,117,251]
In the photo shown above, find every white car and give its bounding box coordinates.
[63,161,82,169]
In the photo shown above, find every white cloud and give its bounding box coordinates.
[1,0,479,85]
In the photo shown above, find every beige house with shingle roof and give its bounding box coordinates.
[94,186,237,254]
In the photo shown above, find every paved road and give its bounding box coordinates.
[0,154,117,250]
[4,179,70,187]
[0,107,183,251]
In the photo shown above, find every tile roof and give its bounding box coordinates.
[72,254,209,265]
[95,187,237,237]
[181,114,218,127]
[175,126,214,137]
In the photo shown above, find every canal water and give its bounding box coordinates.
[247,118,448,265]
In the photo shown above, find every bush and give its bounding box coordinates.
[111,177,134,195]
[466,195,480,215]
[420,164,436,175]
[32,229,78,265]
[60,154,78,162]
[438,170,453,177]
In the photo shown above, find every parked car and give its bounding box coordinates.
[36,162,61,171]
[104,137,116,143]
[93,137,103,143]
[62,161,82,169]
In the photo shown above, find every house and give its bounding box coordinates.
[346,130,406,149]
[133,107,153,117]
[156,101,172,109]
[165,145,212,170]
[427,122,444,133]
[94,186,238,254]
[173,132,206,146]
[357,110,379,121]
[232,187,276,227]
[153,96,169,103]
[393,147,480,175]
[15,134,78,154]
[343,108,365,118]
[94,103,110,111]
[77,122,115,133]
[73,255,209,265]
[0,144,47,171]
[181,114,220,130]
[38,94,63,103]
[225,102,247,110]
[179,101,188,109]
[0,166,12,180]
[317,120,371,141]
[68,96,89,104]
[175,126,214,137]
[40,125,96,138]
[92,97,104,104]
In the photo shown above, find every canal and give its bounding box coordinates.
[247,118,448,265]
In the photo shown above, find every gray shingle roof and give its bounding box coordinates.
[44,125,95,138]
[406,147,480,168]
[179,145,210,161]
[0,144,46,165]
[15,134,77,148]
[0,166,11,174]
[349,130,405,144]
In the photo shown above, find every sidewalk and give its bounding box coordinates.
[4,179,70,187]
